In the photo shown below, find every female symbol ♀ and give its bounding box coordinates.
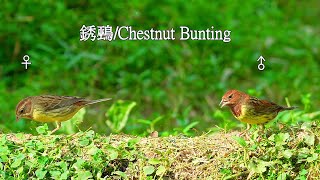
[22,55,31,69]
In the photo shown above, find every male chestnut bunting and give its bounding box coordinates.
[16,95,112,134]
[220,90,296,130]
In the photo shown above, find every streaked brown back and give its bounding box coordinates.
[34,95,89,111]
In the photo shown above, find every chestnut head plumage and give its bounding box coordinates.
[219,89,247,108]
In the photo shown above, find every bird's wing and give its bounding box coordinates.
[37,95,88,111]
[248,97,282,113]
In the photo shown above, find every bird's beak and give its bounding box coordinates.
[219,99,228,108]
[16,116,20,122]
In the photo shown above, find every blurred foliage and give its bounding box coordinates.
[61,108,86,134]
[106,100,136,133]
[0,0,319,135]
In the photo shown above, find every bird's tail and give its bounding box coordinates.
[282,106,298,111]
[86,98,112,105]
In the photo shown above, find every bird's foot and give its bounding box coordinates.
[49,122,61,135]
[238,124,252,139]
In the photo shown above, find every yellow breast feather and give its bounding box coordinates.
[236,105,274,124]
[32,108,79,122]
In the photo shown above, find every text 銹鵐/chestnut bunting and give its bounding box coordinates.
[16,95,111,134]
[220,90,297,129]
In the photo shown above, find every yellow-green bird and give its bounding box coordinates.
[16,95,111,134]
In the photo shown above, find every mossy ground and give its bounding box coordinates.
[1,123,319,179]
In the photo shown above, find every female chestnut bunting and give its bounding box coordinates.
[16,95,112,134]
[220,90,296,129]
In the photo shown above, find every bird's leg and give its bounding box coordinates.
[246,124,251,131]
[259,124,265,132]
[50,122,61,134]
[255,124,266,142]
[239,124,251,137]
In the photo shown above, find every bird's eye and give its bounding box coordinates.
[228,94,233,99]
[19,109,24,114]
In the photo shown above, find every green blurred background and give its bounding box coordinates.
[1,0,319,135]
